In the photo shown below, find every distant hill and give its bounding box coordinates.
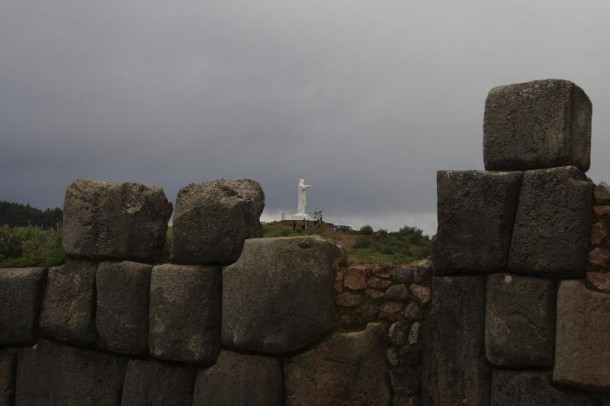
[0,201,63,229]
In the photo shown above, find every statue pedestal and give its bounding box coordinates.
[293,212,310,220]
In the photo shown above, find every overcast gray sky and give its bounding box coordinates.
[1,1,609,235]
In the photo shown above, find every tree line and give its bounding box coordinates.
[0,201,63,229]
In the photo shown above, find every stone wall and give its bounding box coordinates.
[0,177,431,405]
[424,79,610,405]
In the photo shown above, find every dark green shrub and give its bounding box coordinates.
[360,225,374,235]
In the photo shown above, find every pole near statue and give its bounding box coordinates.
[294,178,311,220]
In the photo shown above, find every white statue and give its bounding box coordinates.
[295,178,311,219]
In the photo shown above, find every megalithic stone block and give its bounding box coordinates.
[422,276,490,406]
[96,261,152,356]
[193,350,282,406]
[62,178,173,262]
[434,170,522,275]
[491,370,596,406]
[283,323,391,406]
[222,236,345,354]
[172,179,265,265]
[553,280,610,391]
[15,339,127,406]
[508,166,593,278]
[0,267,46,345]
[484,79,592,172]
[39,259,97,346]
[485,274,555,368]
[0,350,17,405]
[149,264,221,366]
[121,359,197,406]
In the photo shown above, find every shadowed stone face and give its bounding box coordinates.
[62,178,173,262]
[553,280,610,391]
[485,274,555,368]
[484,79,592,172]
[0,267,46,345]
[149,264,221,366]
[508,166,592,278]
[221,236,344,354]
[434,170,522,275]
[172,179,265,265]
[283,323,390,406]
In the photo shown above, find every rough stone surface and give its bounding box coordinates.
[587,272,610,293]
[492,370,596,406]
[435,170,522,274]
[408,322,421,345]
[15,339,127,406]
[121,359,196,406]
[379,301,404,321]
[385,284,409,300]
[392,266,414,284]
[485,273,555,368]
[483,79,592,172]
[390,367,420,398]
[403,302,423,320]
[595,205,610,217]
[0,267,46,345]
[335,292,363,307]
[193,350,282,406]
[553,280,610,391]
[589,247,610,266]
[284,323,391,406]
[39,260,97,345]
[62,178,172,262]
[96,261,151,355]
[367,276,392,289]
[0,351,17,405]
[422,276,489,406]
[413,258,433,283]
[508,166,593,278]
[595,182,610,205]
[388,321,410,346]
[343,266,367,290]
[150,264,221,366]
[400,347,421,366]
[172,179,264,265]
[222,236,344,354]
[409,284,431,304]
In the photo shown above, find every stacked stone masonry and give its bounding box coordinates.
[426,79,610,405]
[0,177,433,405]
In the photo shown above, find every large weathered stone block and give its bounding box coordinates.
[15,339,127,406]
[486,274,555,368]
[434,170,522,275]
[121,359,196,406]
[39,259,97,346]
[492,370,596,406]
[222,236,344,354]
[193,350,282,406]
[149,264,221,365]
[508,166,593,278]
[172,179,265,265]
[284,323,390,406]
[0,351,17,405]
[553,280,610,391]
[62,178,172,262]
[96,261,151,355]
[422,276,489,406]
[484,79,592,172]
[0,267,46,345]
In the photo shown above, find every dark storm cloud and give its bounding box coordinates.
[2,1,610,234]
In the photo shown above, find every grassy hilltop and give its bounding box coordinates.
[262,220,432,265]
[1,217,432,268]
